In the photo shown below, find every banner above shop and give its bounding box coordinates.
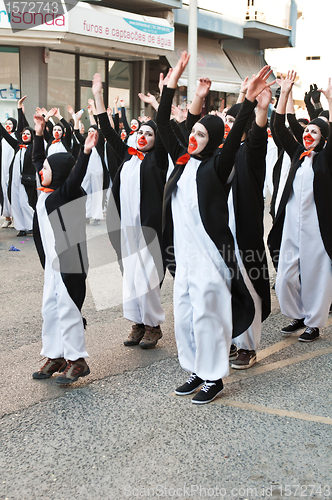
[0,0,174,51]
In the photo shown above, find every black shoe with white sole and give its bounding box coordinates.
[229,344,238,360]
[175,373,204,395]
[298,327,319,342]
[281,318,305,334]
[191,379,224,404]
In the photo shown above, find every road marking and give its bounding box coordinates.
[214,399,332,425]
[225,345,332,385]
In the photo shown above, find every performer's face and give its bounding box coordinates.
[136,125,155,151]
[53,125,63,139]
[188,123,209,155]
[131,119,139,131]
[39,158,52,186]
[303,124,321,150]
[5,120,13,133]
[22,129,32,143]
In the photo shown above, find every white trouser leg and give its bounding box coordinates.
[41,262,88,360]
[18,184,34,230]
[89,171,103,220]
[275,239,304,320]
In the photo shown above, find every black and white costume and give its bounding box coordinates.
[32,135,90,360]
[0,116,36,232]
[268,114,332,328]
[157,87,255,381]
[45,118,72,157]
[98,111,168,327]
[0,117,17,217]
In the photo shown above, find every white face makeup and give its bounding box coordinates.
[53,125,63,140]
[131,119,139,131]
[22,129,32,143]
[136,125,155,152]
[188,122,209,155]
[5,120,13,133]
[303,124,321,150]
[39,158,52,186]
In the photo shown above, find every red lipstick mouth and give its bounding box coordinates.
[224,123,231,138]
[187,137,198,154]
[22,135,29,142]
[5,125,12,132]
[131,125,138,131]
[137,137,147,147]
[54,131,60,139]
[303,133,315,148]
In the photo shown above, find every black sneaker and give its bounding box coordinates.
[175,374,204,396]
[229,344,238,360]
[281,318,305,334]
[191,379,223,405]
[298,327,319,342]
[17,230,27,237]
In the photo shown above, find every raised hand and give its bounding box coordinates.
[158,68,173,94]
[319,78,332,102]
[54,108,62,120]
[18,95,27,109]
[246,65,276,102]
[67,104,74,115]
[114,96,119,104]
[84,129,98,154]
[106,107,112,117]
[275,70,296,96]
[168,51,190,89]
[240,76,250,93]
[256,87,272,110]
[119,98,126,107]
[92,73,103,96]
[35,107,43,117]
[195,78,212,99]
[34,114,46,136]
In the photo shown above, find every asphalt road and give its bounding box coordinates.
[0,206,331,500]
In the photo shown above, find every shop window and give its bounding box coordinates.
[108,60,131,119]
[0,46,20,122]
[47,51,75,121]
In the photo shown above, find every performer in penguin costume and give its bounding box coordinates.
[0,109,36,237]
[156,52,274,404]
[31,114,97,384]
[0,116,17,226]
[44,110,72,157]
[187,85,271,370]
[92,73,168,349]
[74,123,110,224]
[268,72,332,342]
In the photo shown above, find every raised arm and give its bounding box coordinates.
[119,99,131,135]
[17,95,29,134]
[32,115,47,177]
[63,131,96,199]
[275,71,301,159]
[92,73,128,160]
[216,65,275,183]
[319,78,332,169]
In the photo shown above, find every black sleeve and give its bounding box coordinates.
[98,111,128,161]
[120,106,131,135]
[170,119,188,149]
[287,113,304,144]
[44,123,52,143]
[323,120,332,173]
[186,110,201,133]
[274,113,301,160]
[62,149,91,200]
[270,109,282,152]
[246,121,268,174]
[156,87,186,164]
[32,135,46,181]
[60,117,72,149]
[17,108,29,135]
[74,129,85,146]
[215,98,256,184]
[113,113,119,134]
[0,123,19,149]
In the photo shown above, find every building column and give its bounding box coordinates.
[20,47,48,120]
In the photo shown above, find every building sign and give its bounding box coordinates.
[0,1,174,50]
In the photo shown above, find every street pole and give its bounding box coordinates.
[187,0,197,104]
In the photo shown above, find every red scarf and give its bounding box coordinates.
[19,144,28,149]
[128,147,144,161]
[175,153,191,166]
[299,148,314,160]
[37,187,55,193]
[52,139,61,144]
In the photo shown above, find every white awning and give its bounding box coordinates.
[166,32,243,93]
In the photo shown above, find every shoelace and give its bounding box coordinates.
[290,319,302,326]
[305,327,317,334]
[201,382,215,393]
[186,374,197,384]
[61,360,75,375]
